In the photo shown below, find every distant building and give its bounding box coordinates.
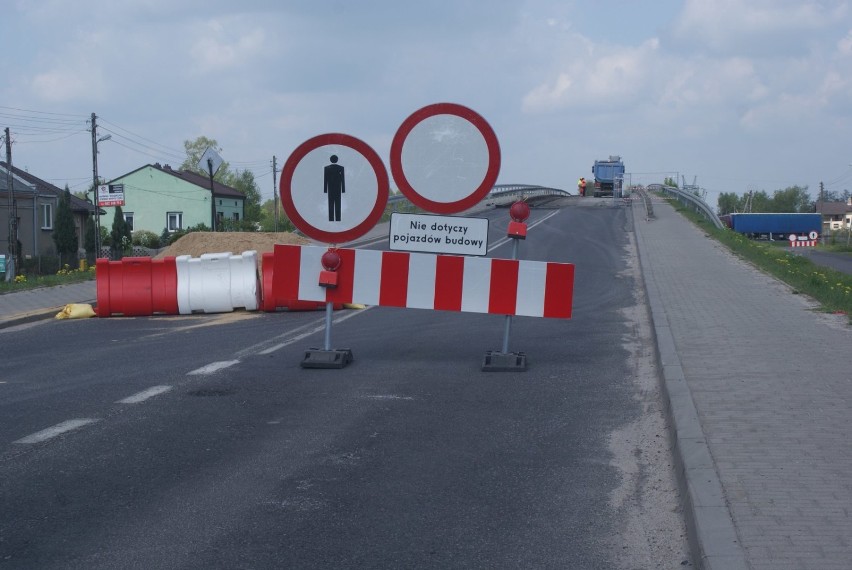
[814,199,852,231]
[104,163,245,235]
[0,161,95,260]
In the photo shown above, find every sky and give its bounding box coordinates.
[2,0,852,210]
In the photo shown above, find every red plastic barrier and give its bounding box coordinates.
[261,252,335,312]
[96,257,178,317]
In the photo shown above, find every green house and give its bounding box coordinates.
[103,163,245,235]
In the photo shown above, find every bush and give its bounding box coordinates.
[165,223,210,245]
[20,255,61,276]
[132,230,161,249]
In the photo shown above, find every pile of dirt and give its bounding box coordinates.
[155,232,309,265]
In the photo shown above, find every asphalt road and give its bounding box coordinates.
[0,200,688,569]
[788,247,852,275]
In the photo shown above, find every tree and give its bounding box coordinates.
[663,177,678,187]
[52,188,78,267]
[84,216,97,257]
[259,198,294,232]
[717,192,742,215]
[772,185,811,213]
[110,205,132,259]
[181,136,231,181]
[226,169,262,225]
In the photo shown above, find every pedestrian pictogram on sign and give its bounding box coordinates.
[280,133,389,244]
[390,103,501,214]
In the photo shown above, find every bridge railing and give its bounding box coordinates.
[648,184,724,230]
[387,184,572,207]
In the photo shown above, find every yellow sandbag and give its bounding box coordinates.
[55,303,96,320]
[342,303,366,310]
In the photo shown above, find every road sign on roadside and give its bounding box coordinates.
[98,184,125,207]
[390,103,501,214]
[198,147,224,176]
[281,133,389,244]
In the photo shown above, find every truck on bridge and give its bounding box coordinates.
[719,213,822,240]
[591,156,625,197]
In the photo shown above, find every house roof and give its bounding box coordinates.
[815,201,852,216]
[0,164,36,194]
[0,160,96,214]
[113,163,245,199]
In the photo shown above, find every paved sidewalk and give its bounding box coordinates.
[634,198,852,570]
[0,280,96,328]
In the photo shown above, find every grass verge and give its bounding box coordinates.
[0,265,95,295]
[666,199,852,322]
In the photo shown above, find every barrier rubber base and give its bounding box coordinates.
[301,348,354,369]
[481,350,527,372]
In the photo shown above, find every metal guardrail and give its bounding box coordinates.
[635,187,654,219]
[388,184,572,207]
[647,183,724,230]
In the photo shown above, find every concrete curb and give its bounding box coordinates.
[0,307,65,329]
[632,206,750,570]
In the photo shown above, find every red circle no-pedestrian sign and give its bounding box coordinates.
[280,133,390,244]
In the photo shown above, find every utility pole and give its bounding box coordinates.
[4,127,16,281]
[91,113,101,260]
[207,159,217,232]
[272,155,278,232]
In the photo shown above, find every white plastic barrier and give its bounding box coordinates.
[175,251,260,314]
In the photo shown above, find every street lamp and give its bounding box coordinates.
[91,131,111,259]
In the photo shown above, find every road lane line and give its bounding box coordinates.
[187,360,240,375]
[258,307,371,355]
[117,385,173,404]
[14,419,100,444]
[488,210,561,253]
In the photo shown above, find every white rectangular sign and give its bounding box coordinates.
[389,213,489,256]
[98,184,125,207]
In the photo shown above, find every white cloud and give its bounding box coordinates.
[838,29,852,55]
[30,68,106,103]
[522,38,660,112]
[190,20,266,73]
[672,0,847,55]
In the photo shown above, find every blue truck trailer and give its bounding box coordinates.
[591,156,625,197]
[722,213,822,240]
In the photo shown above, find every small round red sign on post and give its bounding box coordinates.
[390,103,501,214]
[280,133,390,244]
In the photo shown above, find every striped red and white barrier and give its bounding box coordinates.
[790,240,817,247]
[273,244,574,319]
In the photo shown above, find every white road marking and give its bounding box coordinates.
[117,385,173,404]
[258,308,370,355]
[488,210,560,252]
[14,418,100,444]
[187,360,240,375]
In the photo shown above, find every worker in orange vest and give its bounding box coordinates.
[578,177,587,197]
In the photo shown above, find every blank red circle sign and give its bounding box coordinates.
[390,103,501,214]
[280,133,389,244]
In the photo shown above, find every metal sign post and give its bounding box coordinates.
[301,248,354,369]
[198,147,224,231]
[280,134,389,368]
[483,200,530,372]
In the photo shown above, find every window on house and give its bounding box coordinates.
[167,212,183,232]
[40,203,53,230]
[233,212,239,221]
[124,212,134,232]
